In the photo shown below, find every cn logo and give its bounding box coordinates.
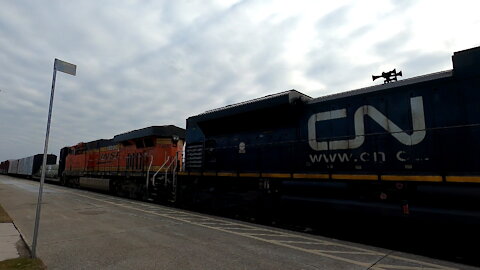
[308,96,426,151]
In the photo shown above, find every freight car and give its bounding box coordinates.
[178,46,480,222]
[4,154,57,177]
[7,159,18,174]
[0,160,10,174]
[60,125,185,200]
[17,154,57,177]
[33,164,60,182]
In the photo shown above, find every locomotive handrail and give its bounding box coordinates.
[172,151,180,189]
[164,157,176,187]
[152,156,170,186]
[170,151,181,203]
[145,154,154,193]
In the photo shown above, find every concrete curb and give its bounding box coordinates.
[0,217,31,260]
[0,222,23,260]
[12,222,32,257]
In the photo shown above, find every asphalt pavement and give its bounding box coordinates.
[0,175,477,270]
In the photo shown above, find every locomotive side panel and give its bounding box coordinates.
[65,144,87,174]
[185,92,309,174]
[97,143,120,172]
[303,72,480,177]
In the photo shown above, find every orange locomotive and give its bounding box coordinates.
[61,125,185,199]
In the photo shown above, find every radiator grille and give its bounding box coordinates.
[185,144,203,169]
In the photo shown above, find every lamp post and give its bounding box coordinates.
[31,59,76,258]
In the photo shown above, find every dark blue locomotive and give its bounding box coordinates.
[180,46,480,222]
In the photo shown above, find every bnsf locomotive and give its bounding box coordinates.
[2,46,480,223]
[59,125,185,200]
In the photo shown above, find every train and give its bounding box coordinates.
[2,46,480,223]
[1,154,57,177]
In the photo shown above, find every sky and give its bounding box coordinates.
[0,0,479,161]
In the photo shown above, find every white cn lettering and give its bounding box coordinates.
[396,151,408,162]
[308,96,426,151]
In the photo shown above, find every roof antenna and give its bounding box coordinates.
[372,69,402,84]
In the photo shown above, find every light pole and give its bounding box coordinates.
[31,59,76,258]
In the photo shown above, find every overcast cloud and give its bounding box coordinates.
[0,0,479,161]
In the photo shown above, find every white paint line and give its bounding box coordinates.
[312,250,383,256]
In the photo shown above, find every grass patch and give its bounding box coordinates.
[0,204,12,223]
[0,258,46,270]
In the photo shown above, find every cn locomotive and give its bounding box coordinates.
[179,46,480,222]
[2,46,480,223]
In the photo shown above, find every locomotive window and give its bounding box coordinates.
[133,138,155,148]
[127,154,134,169]
[144,138,155,147]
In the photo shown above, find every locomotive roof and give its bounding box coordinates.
[192,90,312,121]
[189,46,479,122]
[309,69,453,104]
[190,70,453,121]
[113,125,186,142]
[310,46,480,103]
[86,139,115,149]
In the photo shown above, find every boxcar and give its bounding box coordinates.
[7,159,19,175]
[180,46,480,222]
[17,154,57,177]
[0,160,10,174]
